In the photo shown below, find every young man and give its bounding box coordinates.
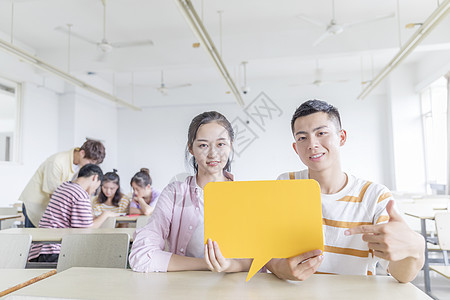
[266,100,424,283]
[19,139,106,227]
[28,164,117,263]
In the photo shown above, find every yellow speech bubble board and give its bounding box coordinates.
[204,179,323,281]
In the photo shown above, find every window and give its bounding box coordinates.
[420,76,448,194]
[0,77,21,163]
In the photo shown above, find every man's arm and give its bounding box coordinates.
[345,200,425,283]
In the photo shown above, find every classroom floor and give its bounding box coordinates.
[412,270,450,300]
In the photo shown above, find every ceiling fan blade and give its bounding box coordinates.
[166,83,192,90]
[157,87,168,95]
[312,31,331,47]
[55,26,98,45]
[288,82,312,87]
[296,14,326,28]
[343,12,395,29]
[320,79,349,85]
[111,40,154,48]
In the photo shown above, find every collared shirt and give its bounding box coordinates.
[129,173,233,273]
[19,148,78,227]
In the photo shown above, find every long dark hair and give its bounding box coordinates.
[185,111,234,173]
[130,168,152,188]
[98,169,123,206]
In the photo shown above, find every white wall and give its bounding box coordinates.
[117,75,393,193]
[0,55,119,207]
[0,82,59,207]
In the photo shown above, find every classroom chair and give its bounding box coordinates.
[430,212,450,279]
[135,215,151,229]
[100,216,117,228]
[57,233,130,272]
[0,234,32,268]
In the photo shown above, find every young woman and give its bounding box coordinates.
[92,169,130,216]
[129,168,161,216]
[129,111,251,273]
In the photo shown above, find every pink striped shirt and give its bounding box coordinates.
[28,181,93,260]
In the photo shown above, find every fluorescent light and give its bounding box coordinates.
[174,0,245,107]
[358,0,450,100]
[0,38,141,111]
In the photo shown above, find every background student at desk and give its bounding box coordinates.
[92,169,130,216]
[268,100,425,283]
[28,164,118,263]
[19,139,106,228]
[129,168,160,216]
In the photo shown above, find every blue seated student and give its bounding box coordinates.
[266,100,425,283]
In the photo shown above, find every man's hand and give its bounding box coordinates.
[266,249,323,281]
[345,200,424,262]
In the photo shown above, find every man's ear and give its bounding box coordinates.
[339,129,347,146]
[292,142,299,154]
[79,149,86,158]
[92,174,98,182]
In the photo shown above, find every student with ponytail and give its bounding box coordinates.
[129,168,161,216]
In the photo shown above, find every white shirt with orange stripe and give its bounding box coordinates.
[277,169,391,275]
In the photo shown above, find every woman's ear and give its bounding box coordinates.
[79,149,86,158]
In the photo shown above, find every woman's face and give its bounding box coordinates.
[131,182,151,198]
[102,181,119,198]
[190,122,231,176]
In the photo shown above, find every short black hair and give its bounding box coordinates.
[78,163,104,181]
[291,100,342,133]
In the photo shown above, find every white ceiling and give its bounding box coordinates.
[0,0,449,94]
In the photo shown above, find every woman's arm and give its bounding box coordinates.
[129,185,175,272]
[136,197,155,216]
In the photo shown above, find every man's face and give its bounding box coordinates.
[87,175,101,195]
[292,112,346,173]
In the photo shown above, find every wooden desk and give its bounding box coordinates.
[7,267,431,300]
[0,269,54,296]
[0,228,136,243]
[0,214,21,229]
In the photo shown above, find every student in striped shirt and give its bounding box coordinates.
[28,164,118,263]
[267,100,424,283]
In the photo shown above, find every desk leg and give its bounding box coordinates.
[421,219,431,294]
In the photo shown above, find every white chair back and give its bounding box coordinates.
[57,233,130,272]
[0,234,31,268]
[435,212,450,250]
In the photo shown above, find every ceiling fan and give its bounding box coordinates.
[298,0,395,46]
[55,0,153,61]
[290,61,348,87]
[156,71,191,95]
